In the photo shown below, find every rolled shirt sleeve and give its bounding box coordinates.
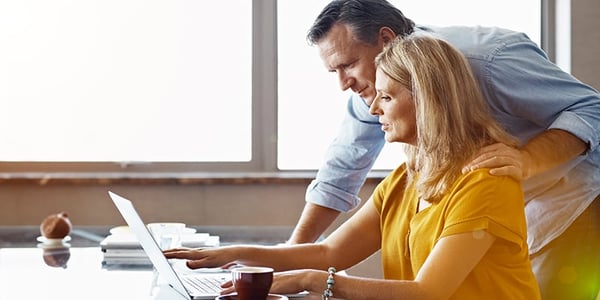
[426,25,600,152]
[485,34,600,152]
[305,94,386,212]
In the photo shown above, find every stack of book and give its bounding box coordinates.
[100,226,220,267]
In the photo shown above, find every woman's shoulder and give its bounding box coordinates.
[457,168,520,188]
[379,164,409,187]
[445,168,524,214]
[446,168,523,206]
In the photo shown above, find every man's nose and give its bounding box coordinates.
[338,73,353,91]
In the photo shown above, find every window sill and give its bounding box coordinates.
[0,171,388,186]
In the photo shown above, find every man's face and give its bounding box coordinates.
[316,23,387,105]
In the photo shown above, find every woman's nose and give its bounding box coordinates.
[369,97,381,115]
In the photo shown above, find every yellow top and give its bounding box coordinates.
[373,165,541,299]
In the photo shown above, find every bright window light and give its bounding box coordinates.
[0,0,252,162]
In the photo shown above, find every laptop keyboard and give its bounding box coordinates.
[181,275,228,294]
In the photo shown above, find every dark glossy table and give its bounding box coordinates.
[0,225,327,300]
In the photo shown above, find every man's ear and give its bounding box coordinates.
[379,27,397,45]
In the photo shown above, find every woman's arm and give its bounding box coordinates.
[411,231,495,298]
[276,231,495,300]
[163,198,383,272]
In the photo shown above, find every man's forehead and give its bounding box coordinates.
[319,23,359,50]
[317,24,362,67]
[318,41,357,65]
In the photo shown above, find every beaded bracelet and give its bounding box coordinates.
[322,266,336,300]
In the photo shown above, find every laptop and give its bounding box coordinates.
[108,191,230,300]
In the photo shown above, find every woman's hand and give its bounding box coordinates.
[213,270,312,296]
[218,279,236,296]
[271,269,316,296]
[163,247,236,269]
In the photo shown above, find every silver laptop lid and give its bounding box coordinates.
[108,191,192,299]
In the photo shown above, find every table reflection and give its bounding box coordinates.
[40,244,71,268]
[1,247,156,299]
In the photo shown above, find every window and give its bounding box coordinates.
[0,1,542,173]
[0,0,252,170]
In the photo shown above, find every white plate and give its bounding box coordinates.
[110,225,197,235]
[109,226,131,235]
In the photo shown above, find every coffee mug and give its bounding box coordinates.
[231,266,274,300]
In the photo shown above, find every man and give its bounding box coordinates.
[287,0,600,299]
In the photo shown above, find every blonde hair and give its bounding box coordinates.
[375,34,518,202]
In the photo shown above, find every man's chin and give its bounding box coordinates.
[361,95,375,106]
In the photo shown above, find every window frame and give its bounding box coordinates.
[0,0,278,175]
[0,0,549,177]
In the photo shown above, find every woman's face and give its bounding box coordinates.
[369,68,417,145]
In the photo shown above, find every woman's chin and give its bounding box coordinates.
[385,135,399,143]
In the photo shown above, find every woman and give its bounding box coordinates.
[165,34,541,299]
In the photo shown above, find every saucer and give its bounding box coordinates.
[215,294,288,300]
[109,225,131,235]
[36,235,71,245]
[110,225,197,235]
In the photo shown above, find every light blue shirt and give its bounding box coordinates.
[306,25,600,254]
